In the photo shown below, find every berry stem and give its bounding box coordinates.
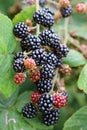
[52,68,59,91]
[56,72,62,88]
[36,0,40,35]
[64,18,69,44]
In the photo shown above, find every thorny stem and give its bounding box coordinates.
[64,18,69,44]
[36,0,40,35]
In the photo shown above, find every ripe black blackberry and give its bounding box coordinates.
[43,7,54,15]
[39,0,46,7]
[30,48,47,66]
[56,44,69,58]
[22,102,38,118]
[43,108,60,126]
[40,64,55,79]
[14,52,25,60]
[33,8,54,27]
[38,94,53,113]
[57,58,62,67]
[13,58,25,72]
[47,53,59,68]
[39,29,61,48]
[60,6,72,18]
[13,22,28,38]
[21,34,41,52]
[36,78,53,93]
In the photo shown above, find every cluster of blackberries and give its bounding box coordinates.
[13,7,69,126]
[33,8,54,27]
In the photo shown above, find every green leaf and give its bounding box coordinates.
[77,64,87,94]
[0,110,35,130]
[0,0,15,15]
[63,49,86,67]
[6,87,20,108]
[63,106,87,130]
[13,6,35,25]
[0,93,8,111]
[0,13,18,97]
[16,91,33,112]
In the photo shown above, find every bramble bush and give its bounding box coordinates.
[0,0,87,130]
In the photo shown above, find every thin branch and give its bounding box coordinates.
[64,18,69,44]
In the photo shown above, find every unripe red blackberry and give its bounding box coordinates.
[29,68,40,82]
[53,89,68,108]
[59,0,70,7]
[22,102,38,118]
[31,92,42,103]
[14,73,25,84]
[43,108,60,126]
[13,22,28,38]
[24,58,36,69]
[75,3,87,14]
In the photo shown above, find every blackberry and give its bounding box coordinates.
[47,53,59,67]
[21,34,41,52]
[57,58,62,67]
[14,52,25,60]
[57,89,68,99]
[43,7,54,15]
[36,78,53,93]
[38,94,53,113]
[60,6,72,18]
[13,58,25,72]
[54,89,68,108]
[13,22,28,38]
[46,52,62,68]
[39,0,46,7]
[33,8,54,27]
[56,44,69,58]
[39,29,61,48]
[30,48,47,66]
[14,73,25,85]
[43,108,60,126]
[22,103,37,118]
[40,64,55,79]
